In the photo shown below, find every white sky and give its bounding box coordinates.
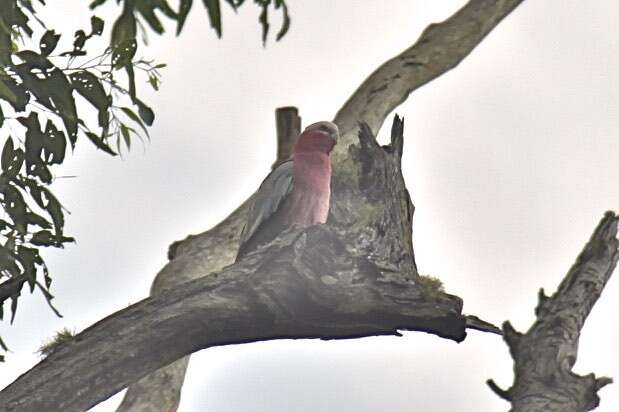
[1,1,618,411]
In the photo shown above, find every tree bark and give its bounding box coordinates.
[0,225,465,411]
[273,106,301,168]
[0,118,472,412]
[487,212,618,412]
[115,1,526,410]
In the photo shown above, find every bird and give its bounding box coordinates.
[236,121,339,260]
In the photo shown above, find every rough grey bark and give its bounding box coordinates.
[0,119,472,412]
[114,2,526,410]
[331,0,526,162]
[487,212,618,412]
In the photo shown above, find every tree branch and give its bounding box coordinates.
[488,212,618,412]
[115,1,526,410]
[0,117,476,411]
[332,0,525,159]
[274,106,301,168]
[0,225,466,412]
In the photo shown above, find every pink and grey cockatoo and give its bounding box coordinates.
[236,121,339,260]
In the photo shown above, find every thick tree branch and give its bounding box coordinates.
[115,1,526,410]
[0,118,476,411]
[332,0,525,160]
[0,225,466,412]
[487,212,618,412]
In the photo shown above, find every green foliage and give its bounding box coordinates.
[0,0,290,360]
[37,327,75,357]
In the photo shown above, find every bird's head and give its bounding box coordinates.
[294,121,339,155]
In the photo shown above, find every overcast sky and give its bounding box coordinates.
[1,1,618,411]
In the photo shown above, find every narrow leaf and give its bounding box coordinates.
[10,296,17,323]
[40,187,64,238]
[1,138,15,172]
[177,0,193,35]
[1,137,24,178]
[126,64,136,101]
[121,106,148,136]
[0,78,18,104]
[0,76,28,111]
[202,0,222,37]
[73,30,87,51]
[135,2,164,34]
[35,280,62,317]
[120,124,131,149]
[89,0,108,9]
[85,131,117,156]
[39,30,60,56]
[43,120,66,165]
[70,70,110,128]
[136,99,154,126]
[31,230,54,246]
[111,6,137,68]
[275,1,290,41]
[258,1,269,45]
[25,212,51,230]
[90,16,104,36]
[148,74,159,91]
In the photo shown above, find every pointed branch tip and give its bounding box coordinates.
[465,315,502,335]
[486,379,512,401]
[596,377,613,390]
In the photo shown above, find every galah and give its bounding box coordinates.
[236,121,339,260]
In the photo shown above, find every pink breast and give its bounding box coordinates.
[287,152,332,225]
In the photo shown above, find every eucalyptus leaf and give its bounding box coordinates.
[120,124,131,149]
[70,70,110,128]
[89,0,107,9]
[0,76,28,111]
[25,212,51,230]
[121,106,149,134]
[135,1,164,34]
[43,120,66,165]
[1,138,15,173]
[90,16,104,36]
[10,296,17,323]
[15,50,54,70]
[136,99,154,126]
[275,0,289,41]
[30,230,54,246]
[177,0,193,35]
[257,0,269,44]
[85,131,117,156]
[0,79,17,105]
[39,30,60,56]
[15,66,78,146]
[202,0,222,38]
[111,6,137,68]
[73,30,87,51]
[39,187,64,239]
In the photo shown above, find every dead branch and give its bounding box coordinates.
[487,212,618,412]
[0,119,470,412]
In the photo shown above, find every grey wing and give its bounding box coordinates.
[238,159,294,251]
